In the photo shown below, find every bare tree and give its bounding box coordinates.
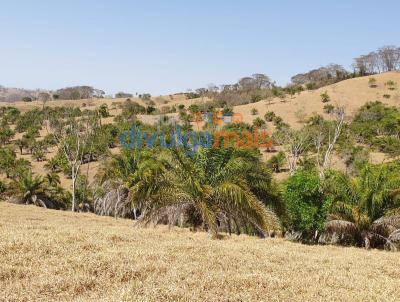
[377,46,400,71]
[276,128,310,174]
[312,107,346,179]
[48,112,96,211]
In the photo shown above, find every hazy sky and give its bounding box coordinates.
[1,0,399,95]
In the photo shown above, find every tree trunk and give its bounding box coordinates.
[71,169,76,212]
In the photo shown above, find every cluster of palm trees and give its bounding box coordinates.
[95,147,282,238]
[324,165,400,249]
[7,171,70,209]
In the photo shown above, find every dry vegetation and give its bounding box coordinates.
[1,202,399,302]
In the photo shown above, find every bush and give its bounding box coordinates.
[251,94,263,103]
[283,170,329,236]
[264,111,276,122]
[323,104,335,114]
[251,108,258,115]
[273,116,283,126]
[368,77,377,88]
[306,83,317,90]
[99,104,109,118]
[22,97,33,102]
[383,94,391,99]
[320,91,330,103]
[253,117,266,128]
[385,80,397,90]
[267,151,285,173]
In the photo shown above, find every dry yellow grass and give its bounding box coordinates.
[1,202,399,302]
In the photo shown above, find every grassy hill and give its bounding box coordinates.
[1,202,399,301]
[3,72,399,188]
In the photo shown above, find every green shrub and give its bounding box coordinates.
[306,83,317,90]
[320,91,330,103]
[253,117,266,128]
[283,170,329,236]
[323,104,335,114]
[98,104,109,118]
[267,151,285,173]
[251,94,263,103]
[251,108,258,115]
[264,111,276,122]
[22,97,33,102]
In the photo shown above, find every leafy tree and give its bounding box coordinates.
[0,126,15,145]
[283,169,329,237]
[0,147,17,178]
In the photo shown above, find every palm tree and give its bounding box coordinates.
[45,172,61,187]
[94,149,154,218]
[327,164,400,248]
[10,171,47,208]
[129,147,281,238]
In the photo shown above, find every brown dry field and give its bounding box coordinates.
[0,202,399,302]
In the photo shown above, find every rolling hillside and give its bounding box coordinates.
[1,72,400,188]
[1,202,399,301]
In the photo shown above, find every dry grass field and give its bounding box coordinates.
[1,202,399,302]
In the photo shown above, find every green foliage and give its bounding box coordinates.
[253,117,266,128]
[306,83,317,90]
[123,147,282,236]
[98,104,110,118]
[119,99,146,121]
[351,101,400,156]
[15,109,44,133]
[251,108,258,115]
[188,104,200,114]
[327,164,400,231]
[22,96,33,102]
[0,126,15,145]
[385,80,397,90]
[264,111,276,122]
[341,146,370,175]
[320,91,331,103]
[284,170,329,235]
[267,151,286,173]
[251,94,263,103]
[323,104,335,114]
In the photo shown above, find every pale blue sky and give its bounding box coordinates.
[1,0,399,95]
